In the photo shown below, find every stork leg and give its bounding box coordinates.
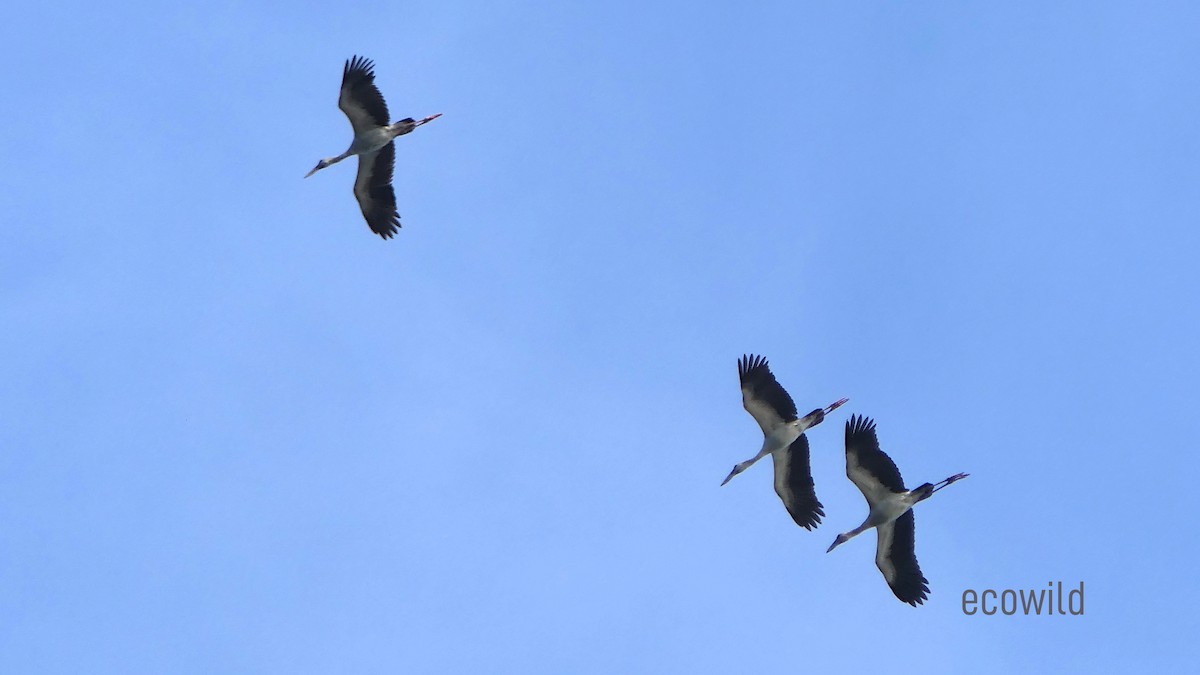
[824,398,850,415]
[796,397,851,433]
[931,472,970,493]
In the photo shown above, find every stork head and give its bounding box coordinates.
[827,533,850,553]
[305,159,330,178]
[720,461,750,486]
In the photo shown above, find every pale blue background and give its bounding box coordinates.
[3,2,1197,672]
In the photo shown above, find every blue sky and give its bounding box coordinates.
[3,1,1198,672]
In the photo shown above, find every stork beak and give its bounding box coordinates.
[826,535,847,553]
[304,164,322,178]
[720,465,742,486]
[416,113,442,126]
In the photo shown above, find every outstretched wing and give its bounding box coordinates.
[353,143,400,238]
[771,434,824,530]
[339,55,391,134]
[844,414,906,505]
[875,511,929,606]
[739,354,798,434]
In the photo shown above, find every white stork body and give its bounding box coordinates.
[721,354,849,530]
[306,55,441,239]
[826,414,969,606]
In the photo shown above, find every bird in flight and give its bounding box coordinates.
[306,55,441,239]
[826,414,969,605]
[722,354,848,530]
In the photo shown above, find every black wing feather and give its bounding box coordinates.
[342,55,391,128]
[738,354,798,422]
[845,414,906,493]
[773,434,824,530]
[882,511,930,606]
[359,143,400,238]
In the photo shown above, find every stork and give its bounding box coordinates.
[306,55,441,239]
[826,414,969,606]
[721,354,848,530]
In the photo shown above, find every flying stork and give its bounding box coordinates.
[826,414,969,606]
[721,354,849,530]
[306,55,441,239]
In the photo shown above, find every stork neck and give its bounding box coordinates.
[828,518,873,552]
[850,518,873,537]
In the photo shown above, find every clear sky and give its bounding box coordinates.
[3,1,1198,672]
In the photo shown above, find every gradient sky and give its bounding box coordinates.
[3,1,1199,672]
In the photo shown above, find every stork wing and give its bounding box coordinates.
[875,511,929,606]
[353,144,400,239]
[739,354,798,434]
[844,414,906,505]
[340,55,391,134]
[771,434,824,530]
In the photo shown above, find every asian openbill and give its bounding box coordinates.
[721,354,848,530]
[826,414,969,605]
[306,55,440,238]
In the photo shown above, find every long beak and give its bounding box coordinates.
[720,466,740,486]
[304,166,321,179]
[416,113,442,126]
